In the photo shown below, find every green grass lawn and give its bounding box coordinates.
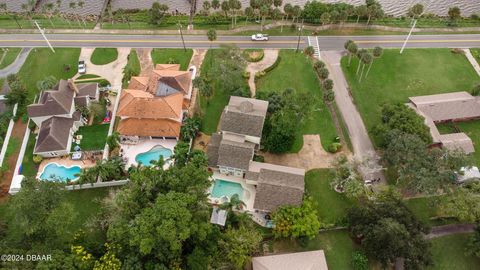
[0,48,21,69]
[65,187,113,230]
[123,49,141,88]
[90,48,118,65]
[404,195,458,226]
[151,49,193,71]
[273,230,358,270]
[18,48,80,101]
[428,233,480,270]
[341,49,479,147]
[198,49,238,134]
[21,131,38,178]
[471,48,480,65]
[305,169,355,226]
[72,124,109,151]
[76,74,100,80]
[256,49,338,152]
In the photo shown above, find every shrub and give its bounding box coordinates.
[323,79,334,90]
[352,251,368,270]
[472,84,480,96]
[253,154,264,162]
[242,49,264,62]
[314,60,325,70]
[323,89,335,103]
[304,46,315,56]
[317,67,329,80]
[328,142,342,153]
[33,155,43,164]
[242,71,250,79]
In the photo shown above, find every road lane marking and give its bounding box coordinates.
[0,39,304,44]
[356,39,480,44]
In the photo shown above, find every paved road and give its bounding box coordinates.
[0,34,478,49]
[0,48,31,77]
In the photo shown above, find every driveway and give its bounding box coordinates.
[246,49,279,96]
[0,48,31,77]
[321,51,384,182]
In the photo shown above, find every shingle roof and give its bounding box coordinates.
[207,133,222,167]
[217,138,255,171]
[35,116,74,153]
[74,96,88,107]
[439,133,475,154]
[220,96,268,137]
[77,83,98,98]
[27,80,74,118]
[252,250,329,270]
[409,92,480,122]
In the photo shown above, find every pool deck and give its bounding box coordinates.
[37,157,96,179]
[120,138,177,168]
[208,172,257,212]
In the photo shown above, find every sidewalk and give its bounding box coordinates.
[464,49,480,77]
[0,48,31,78]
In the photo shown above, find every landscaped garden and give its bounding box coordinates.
[71,124,109,151]
[90,48,118,65]
[341,49,479,146]
[256,49,337,152]
[151,48,193,70]
[0,48,21,69]
[122,49,141,88]
[428,233,480,269]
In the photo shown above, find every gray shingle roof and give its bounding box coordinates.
[219,96,268,137]
[35,116,74,153]
[27,79,74,118]
[253,168,305,212]
[207,133,222,167]
[77,82,98,98]
[217,139,255,171]
[252,250,329,270]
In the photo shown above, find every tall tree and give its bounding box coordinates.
[212,0,220,10]
[359,52,373,81]
[365,46,383,78]
[207,28,217,47]
[408,3,424,19]
[346,41,358,67]
[149,2,169,25]
[221,0,230,18]
[219,226,262,269]
[272,197,321,239]
[448,6,461,22]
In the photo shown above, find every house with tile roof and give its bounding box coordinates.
[408,91,480,154]
[117,64,192,139]
[27,79,99,157]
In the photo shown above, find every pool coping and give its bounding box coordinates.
[134,144,174,167]
[208,173,257,212]
[37,162,82,182]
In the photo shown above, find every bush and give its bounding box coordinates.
[323,89,335,103]
[242,49,264,62]
[32,155,43,164]
[328,142,342,153]
[317,67,329,80]
[323,79,334,90]
[242,71,250,79]
[314,60,325,70]
[304,46,315,57]
[253,154,264,162]
[352,251,368,270]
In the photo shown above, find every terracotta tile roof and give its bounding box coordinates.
[129,76,148,90]
[117,89,183,120]
[147,69,191,96]
[117,118,181,137]
[155,64,181,70]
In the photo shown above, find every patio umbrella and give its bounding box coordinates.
[74,145,81,151]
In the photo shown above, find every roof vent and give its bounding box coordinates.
[238,101,253,113]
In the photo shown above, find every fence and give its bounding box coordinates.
[66,179,129,190]
[0,103,18,167]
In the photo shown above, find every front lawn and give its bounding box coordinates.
[18,48,80,101]
[341,49,479,147]
[90,48,118,65]
[273,230,358,270]
[151,49,193,71]
[428,233,480,269]
[72,124,109,151]
[305,169,355,226]
[0,48,21,69]
[471,48,480,65]
[256,49,338,152]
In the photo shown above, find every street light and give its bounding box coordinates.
[177,23,187,52]
[296,19,304,53]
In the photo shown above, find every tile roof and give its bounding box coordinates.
[220,96,268,137]
[128,76,148,90]
[147,69,191,96]
[252,250,329,270]
[27,80,74,118]
[77,83,98,98]
[217,137,255,171]
[35,116,74,153]
[117,118,181,137]
[117,89,183,120]
[207,133,222,167]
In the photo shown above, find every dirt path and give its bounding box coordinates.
[136,48,153,76]
[188,49,207,116]
[0,120,28,201]
[262,134,351,171]
[246,50,279,97]
[425,224,476,239]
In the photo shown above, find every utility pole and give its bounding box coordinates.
[178,23,187,52]
[296,19,304,53]
[400,19,416,54]
[34,20,55,53]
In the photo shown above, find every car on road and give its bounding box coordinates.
[251,34,269,41]
[78,60,86,74]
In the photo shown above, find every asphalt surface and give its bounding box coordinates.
[0,34,479,49]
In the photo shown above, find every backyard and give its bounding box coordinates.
[256,49,338,152]
[0,48,21,69]
[341,49,479,146]
[71,124,109,151]
[90,48,118,65]
[18,48,80,101]
[437,120,480,166]
[428,233,480,269]
[151,49,193,71]
[305,169,355,226]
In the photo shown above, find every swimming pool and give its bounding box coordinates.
[39,163,81,182]
[135,145,173,166]
[211,179,244,200]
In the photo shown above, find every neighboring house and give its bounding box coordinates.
[27,79,98,157]
[457,166,480,183]
[408,92,480,154]
[0,80,10,114]
[207,96,306,213]
[252,250,329,270]
[117,64,192,139]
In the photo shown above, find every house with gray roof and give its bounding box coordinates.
[252,250,329,270]
[27,79,98,157]
[408,91,480,154]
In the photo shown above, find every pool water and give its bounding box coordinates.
[135,145,173,166]
[211,179,244,200]
[39,163,81,182]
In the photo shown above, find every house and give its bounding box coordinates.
[252,250,329,270]
[27,79,98,157]
[408,92,480,154]
[207,96,306,214]
[116,64,191,139]
[0,80,11,114]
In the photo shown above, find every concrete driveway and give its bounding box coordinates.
[246,49,279,96]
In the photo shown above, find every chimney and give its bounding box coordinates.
[68,79,79,95]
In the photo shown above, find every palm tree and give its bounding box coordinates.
[345,40,358,67]
[203,1,211,14]
[244,6,254,24]
[356,48,367,75]
[365,46,383,78]
[212,0,220,11]
[359,52,372,82]
[292,5,301,23]
[207,28,217,47]
[219,194,246,211]
[221,0,230,18]
[283,3,292,21]
[77,0,86,28]
[259,5,269,31]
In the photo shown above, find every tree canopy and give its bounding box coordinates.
[272,197,321,239]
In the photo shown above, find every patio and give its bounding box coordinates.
[120,138,177,168]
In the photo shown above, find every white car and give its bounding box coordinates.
[78,60,86,74]
[251,33,269,41]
